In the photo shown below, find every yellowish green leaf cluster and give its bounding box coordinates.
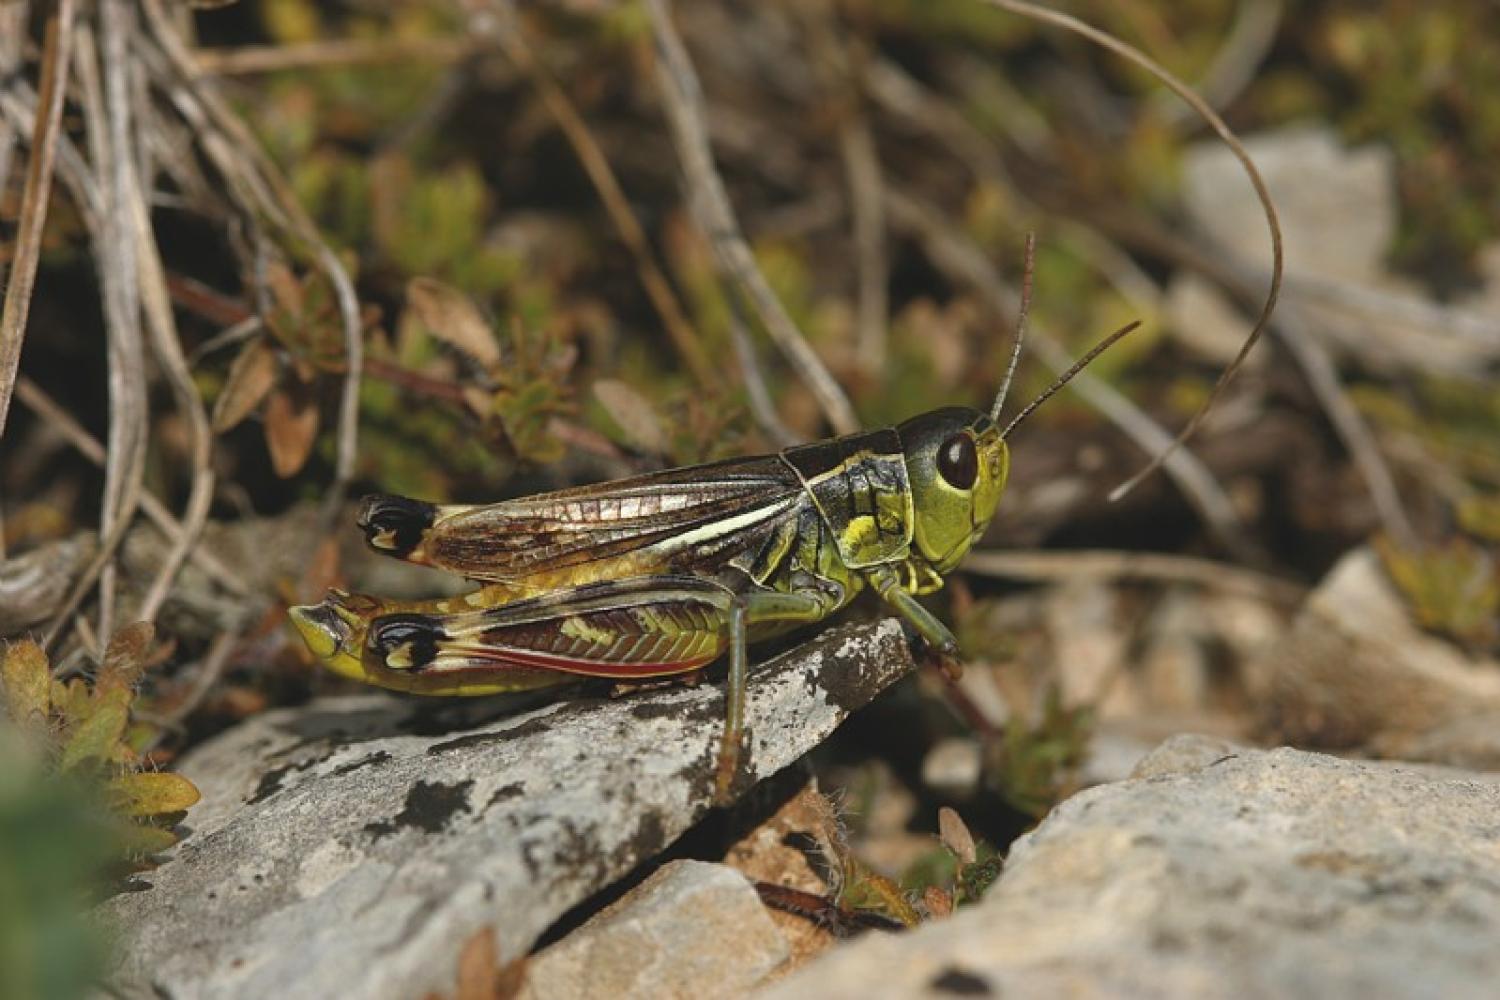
[1,626,201,860]
[1377,537,1500,652]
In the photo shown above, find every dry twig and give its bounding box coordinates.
[802,4,889,377]
[963,548,1306,606]
[485,14,723,393]
[0,0,75,444]
[646,0,860,435]
[16,376,247,595]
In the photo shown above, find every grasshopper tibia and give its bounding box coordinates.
[357,494,437,557]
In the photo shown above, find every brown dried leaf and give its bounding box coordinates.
[593,378,668,456]
[265,260,305,319]
[212,338,278,433]
[923,884,955,919]
[938,806,977,865]
[407,277,500,368]
[98,621,156,695]
[264,381,320,478]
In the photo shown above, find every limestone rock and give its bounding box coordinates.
[1184,125,1395,286]
[761,743,1500,1000]
[1251,547,1500,758]
[103,618,915,1000]
[521,860,787,999]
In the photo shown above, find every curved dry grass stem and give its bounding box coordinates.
[0,0,75,442]
[492,23,723,393]
[15,377,247,596]
[75,17,149,642]
[141,0,363,513]
[123,20,218,621]
[645,0,861,435]
[984,0,1283,503]
[963,548,1306,605]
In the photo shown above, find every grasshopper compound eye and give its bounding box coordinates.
[937,434,978,491]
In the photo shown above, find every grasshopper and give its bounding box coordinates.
[290,312,1139,804]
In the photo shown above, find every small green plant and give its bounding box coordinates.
[2,625,202,858]
[987,686,1095,819]
[1377,536,1499,651]
[0,730,115,1000]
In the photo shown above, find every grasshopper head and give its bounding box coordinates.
[289,592,386,686]
[899,407,1009,573]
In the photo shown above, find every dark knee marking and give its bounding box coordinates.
[369,614,445,670]
[356,494,436,557]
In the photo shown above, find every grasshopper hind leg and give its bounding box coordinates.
[714,598,750,806]
[712,586,842,806]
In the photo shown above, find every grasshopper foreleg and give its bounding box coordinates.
[866,565,962,673]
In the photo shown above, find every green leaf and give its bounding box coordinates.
[1378,536,1500,648]
[2,639,51,724]
[1458,494,1500,543]
[108,771,202,817]
[113,821,182,859]
[59,687,130,772]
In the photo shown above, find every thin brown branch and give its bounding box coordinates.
[1066,208,1422,548]
[645,0,860,435]
[0,0,76,442]
[489,23,723,393]
[962,548,1307,606]
[194,36,479,76]
[140,0,363,515]
[115,0,217,621]
[0,4,24,227]
[803,5,888,377]
[75,18,149,642]
[15,376,248,597]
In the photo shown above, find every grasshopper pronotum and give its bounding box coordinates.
[290,287,1141,803]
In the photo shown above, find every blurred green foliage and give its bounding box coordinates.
[0,628,200,1000]
[0,732,114,1000]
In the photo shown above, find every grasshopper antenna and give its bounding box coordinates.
[985,1,1283,502]
[1001,319,1142,441]
[990,232,1036,423]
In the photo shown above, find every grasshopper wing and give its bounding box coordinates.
[367,575,735,679]
[357,455,803,584]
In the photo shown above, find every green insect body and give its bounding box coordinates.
[291,320,1137,803]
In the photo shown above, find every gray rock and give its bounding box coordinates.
[1251,547,1500,758]
[521,860,787,999]
[1185,125,1396,286]
[761,744,1500,1000]
[103,618,916,1000]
